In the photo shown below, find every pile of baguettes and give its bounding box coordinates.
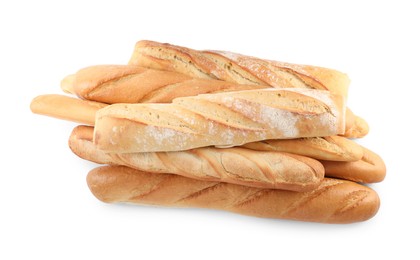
[30,40,386,224]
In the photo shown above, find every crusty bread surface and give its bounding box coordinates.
[243,135,363,162]
[61,65,267,103]
[70,125,325,191]
[129,40,350,98]
[320,147,386,183]
[94,88,346,153]
[61,64,367,138]
[87,165,380,224]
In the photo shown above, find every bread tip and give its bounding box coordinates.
[357,187,381,223]
[86,166,112,203]
[29,95,45,114]
[354,116,370,138]
[29,96,38,113]
[335,185,381,224]
[60,74,76,94]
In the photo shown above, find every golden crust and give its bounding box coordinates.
[320,146,386,183]
[129,40,350,97]
[30,94,106,125]
[244,135,363,162]
[87,165,380,224]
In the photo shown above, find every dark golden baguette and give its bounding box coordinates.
[87,165,380,224]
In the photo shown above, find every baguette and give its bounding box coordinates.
[30,94,106,125]
[243,135,363,162]
[70,125,324,191]
[128,40,350,98]
[61,65,266,103]
[320,147,386,183]
[31,94,360,161]
[87,165,380,224]
[60,64,361,136]
[71,125,371,183]
[128,40,369,138]
[94,88,346,152]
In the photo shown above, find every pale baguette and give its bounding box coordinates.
[30,94,361,161]
[94,88,346,153]
[70,125,324,191]
[30,94,107,125]
[87,165,380,224]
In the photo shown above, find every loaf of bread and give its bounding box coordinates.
[87,165,380,224]
[320,147,386,183]
[71,125,375,183]
[94,88,346,152]
[60,64,365,137]
[243,135,363,162]
[128,40,350,98]
[70,125,324,191]
[28,40,384,224]
[61,65,266,103]
[31,94,361,161]
[128,40,372,139]
[30,94,107,125]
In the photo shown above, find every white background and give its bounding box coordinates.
[1,0,419,259]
